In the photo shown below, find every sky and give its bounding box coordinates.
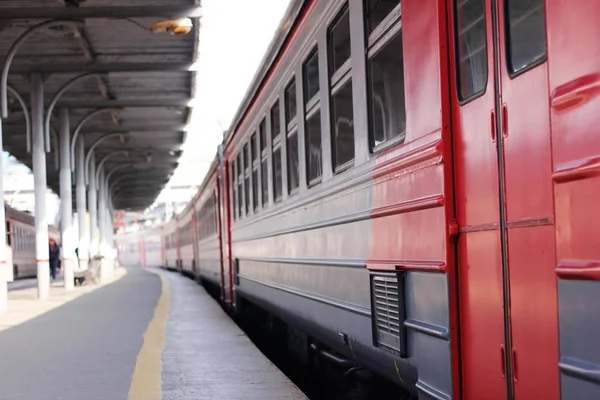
[155,0,291,204]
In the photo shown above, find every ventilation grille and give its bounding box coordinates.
[371,273,406,356]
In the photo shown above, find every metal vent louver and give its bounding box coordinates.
[371,273,406,356]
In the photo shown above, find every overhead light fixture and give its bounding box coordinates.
[169,150,176,156]
[150,18,194,35]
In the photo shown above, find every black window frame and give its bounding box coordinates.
[303,46,323,187]
[259,117,269,208]
[284,77,300,195]
[328,3,355,173]
[504,0,547,78]
[364,2,407,153]
[251,132,259,213]
[271,99,283,203]
[243,143,251,215]
[453,0,488,104]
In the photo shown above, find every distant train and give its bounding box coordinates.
[117,0,600,399]
[5,204,61,280]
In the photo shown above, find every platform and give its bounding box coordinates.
[0,267,306,400]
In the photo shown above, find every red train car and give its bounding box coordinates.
[136,0,600,398]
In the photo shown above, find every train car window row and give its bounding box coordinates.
[231,1,406,221]
[180,222,193,246]
[165,232,178,249]
[198,192,218,240]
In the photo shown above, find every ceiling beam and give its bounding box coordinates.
[70,26,121,126]
[7,98,191,110]
[7,62,199,74]
[0,6,202,20]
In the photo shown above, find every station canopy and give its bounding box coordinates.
[0,0,201,210]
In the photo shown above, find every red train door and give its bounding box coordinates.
[218,146,233,306]
[450,0,558,399]
[495,1,559,399]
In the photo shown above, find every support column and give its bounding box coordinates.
[0,122,7,312]
[98,167,108,279]
[76,138,88,271]
[88,152,97,257]
[59,108,74,291]
[31,74,50,299]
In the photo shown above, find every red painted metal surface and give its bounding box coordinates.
[556,260,600,281]
[449,0,507,397]
[370,1,459,396]
[497,2,560,396]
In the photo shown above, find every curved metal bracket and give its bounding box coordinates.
[84,132,127,185]
[95,150,130,184]
[44,72,102,153]
[70,107,122,171]
[1,20,85,119]
[107,165,134,200]
[6,85,31,153]
[109,178,129,201]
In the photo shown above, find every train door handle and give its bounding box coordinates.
[512,348,518,382]
[500,345,506,378]
[491,109,497,142]
[501,103,508,138]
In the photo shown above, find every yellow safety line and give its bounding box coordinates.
[128,274,170,400]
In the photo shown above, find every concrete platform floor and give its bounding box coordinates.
[0,266,307,400]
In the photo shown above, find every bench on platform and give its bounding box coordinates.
[74,256,102,286]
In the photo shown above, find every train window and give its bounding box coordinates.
[251,132,257,161]
[329,5,351,77]
[273,145,283,202]
[251,133,259,212]
[329,5,355,170]
[303,48,320,103]
[244,143,250,214]
[287,130,300,193]
[331,80,355,168]
[305,109,323,184]
[285,79,297,127]
[259,117,269,207]
[285,77,299,195]
[303,47,322,186]
[5,221,10,246]
[271,100,283,203]
[505,0,546,75]
[261,158,268,206]
[455,0,487,101]
[231,160,237,220]
[271,101,281,138]
[259,118,267,153]
[365,0,398,35]
[367,31,406,148]
[237,153,243,217]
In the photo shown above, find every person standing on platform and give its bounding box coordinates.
[49,239,60,280]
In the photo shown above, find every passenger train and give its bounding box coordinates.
[5,204,61,280]
[117,0,600,398]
